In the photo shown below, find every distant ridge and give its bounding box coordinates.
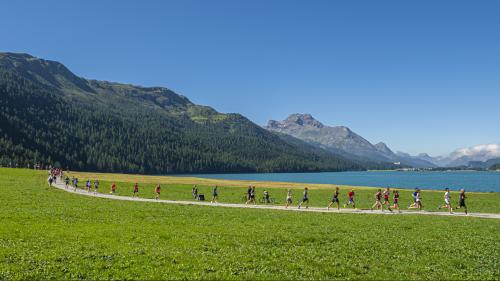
[266,113,436,168]
[417,143,500,167]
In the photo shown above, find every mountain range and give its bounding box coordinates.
[265,114,437,168]
[266,114,500,169]
[418,143,500,167]
[1,52,497,173]
[0,52,362,174]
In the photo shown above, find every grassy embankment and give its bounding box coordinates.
[0,168,499,280]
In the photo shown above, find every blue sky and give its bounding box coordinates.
[1,0,499,156]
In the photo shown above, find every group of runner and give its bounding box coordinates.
[285,187,357,210]
[47,167,64,186]
[370,188,398,212]
[436,187,468,214]
[246,186,257,204]
[58,176,221,203]
[265,185,467,214]
[50,171,468,214]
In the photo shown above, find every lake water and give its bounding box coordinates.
[185,171,500,192]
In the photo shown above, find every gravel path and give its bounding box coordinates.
[51,179,500,219]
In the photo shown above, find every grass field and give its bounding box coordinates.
[65,170,500,213]
[1,168,499,280]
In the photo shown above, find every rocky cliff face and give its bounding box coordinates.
[374,142,394,156]
[266,114,437,168]
[266,114,391,162]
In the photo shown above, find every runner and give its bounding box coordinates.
[211,185,218,203]
[344,189,356,209]
[438,188,453,214]
[382,187,392,211]
[456,189,468,214]
[73,178,78,191]
[416,188,424,211]
[86,180,92,193]
[298,187,309,209]
[192,185,198,199]
[392,190,401,213]
[408,188,417,208]
[133,183,139,197]
[246,186,252,203]
[155,184,161,200]
[48,176,53,186]
[263,190,270,204]
[285,189,293,208]
[415,189,423,210]
[110,183,117,194]
[94,180,99,195]
[249,186,256,205]
[65,176,70,189]
[327,187,340,210]
[371,189,383,211]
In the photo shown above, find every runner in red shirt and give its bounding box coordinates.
[133,183,139,197]
[110,183,117,194]
[344,189,356,209]
[155,184,161,200]
[382,187,393,212]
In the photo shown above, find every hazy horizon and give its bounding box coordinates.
[2,0,499,155]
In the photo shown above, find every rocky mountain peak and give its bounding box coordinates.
[266,113,324,130]
[284,113,324,128]
[266,120,282,129]
[265,113,437,168]
[374,142,394,155]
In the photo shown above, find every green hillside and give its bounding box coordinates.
[0,52,361,174]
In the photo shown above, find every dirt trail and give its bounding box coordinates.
[51,179,500,219]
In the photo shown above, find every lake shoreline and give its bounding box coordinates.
[4,168,497,193]
[184,170,500,193]
[40,168,499,194]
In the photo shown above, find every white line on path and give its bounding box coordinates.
[51,179,500,219]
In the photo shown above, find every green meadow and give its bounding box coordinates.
[0,168,499,280]
[66,171,500,213]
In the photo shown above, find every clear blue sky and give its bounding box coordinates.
[2,0,499,156]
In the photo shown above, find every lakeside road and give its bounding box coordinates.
[52,178,500,219]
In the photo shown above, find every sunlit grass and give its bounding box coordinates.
[65,170,500,213]
[0,168,499,280]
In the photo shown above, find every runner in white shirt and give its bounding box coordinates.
[438,188,453,214]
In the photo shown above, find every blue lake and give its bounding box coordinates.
[185,171,500,192]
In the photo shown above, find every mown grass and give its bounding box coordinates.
[0,168,499,280]
[66,171,500,213]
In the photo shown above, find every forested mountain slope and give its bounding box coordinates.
[0,52,361,173]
